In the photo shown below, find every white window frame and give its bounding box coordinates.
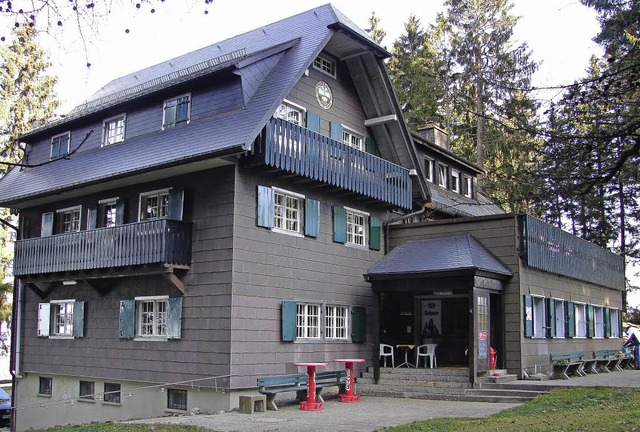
[313,53,336,78]
[593,305,605,338]
[135,295,169,339]
[272,187,304,236]
[451,170,461,193]
[345,207,368,248]
[575,302,587,338]
[325,304,348,340]
[611,308,621,338]
[463,176,473,198]
[56,206,81,233]
[274,99,306,127]
[162,93,191,130]
[532,296,546,339]
[50,299,75,338]
[139,189,170,221]
[425,158,434,183]
[296,303,321,339]
[553,298,566,338]
[437,164,448,188]
[98,198,119,228]
[50,131,70,160]
[343,127,364,151]
[102,114,126,146]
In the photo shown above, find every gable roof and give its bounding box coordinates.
[365,234,512,281]
[0,4,420,208]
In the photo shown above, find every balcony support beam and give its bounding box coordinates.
[163,271,186,295]
[25,282,54,299]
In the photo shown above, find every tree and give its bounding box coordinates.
[0,24,59,284]
[367,11,386,46]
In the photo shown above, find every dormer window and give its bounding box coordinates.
[163,94,191,130]
[50,132,70,160]
[425,158,434,183]
[275,100,305,127]
[451,170,461,193]
[464,176,473,198]
[437,164,448,188]
[103,114,126,146]
[313,53,336,78]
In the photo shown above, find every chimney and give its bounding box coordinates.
[417,123,450,151]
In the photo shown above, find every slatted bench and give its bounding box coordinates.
[314,370,347,402]
[619,348,635,370]
[257,373,308,411]
[551,352,586,379]
[593,349,622,372]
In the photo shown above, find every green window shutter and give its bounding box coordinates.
[546,298,555,338]
[566,301,575,338]
[168,188,185,221]
[41,212,54,237]
[604,307,611,338]
[37,303,51,337]
[304,198,320,238]
[282,301,297,342]
[167,297,183,339]
[587,304,595,338]
[365,136,378,156]
[307,111,320,133]
[87,208,97,230]
[73,301,85,338]
[257,185,274,228]
[333,206,347,243]
[115,198,126,225]
[369,216,381,251]
[523,295,533,338]
[119,300,135,339]
[351,306,366,343]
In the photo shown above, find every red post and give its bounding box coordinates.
[333,358,365,403]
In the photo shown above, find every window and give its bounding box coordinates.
[325,305,348,339]
[425,158,434,183]
[346,208,367,247]
[56,206,81,233]
[575,303,587,338]
[163,94,191,129]
[79,381,95,400]
[103,383,121,404]
[553,299,566,338]
[38,300,84,338]
[274,100,305,126]
[313,53,336,78]
[437,164,448,188]
[532,296,545,338]
[451,170,461,193]
[39,377,52,396]
[610,308,621,338]
[167,388,187,411]
[343,129,364,151]
[594,305,604,338]
[463,176,473,198]
[98,198,118,228]
[296,303,320,339]
[103,114,126,145]
[273,188,302,234]
[51,132,70,160]
[118,296,182,340]
[139,189,169,221]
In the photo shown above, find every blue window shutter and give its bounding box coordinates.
[73,301,85,338]
[369,216,381,251]
[307,111,320,133]
[305,198,320,238]
[604,307,611,338]
[167,297,183,339]
[257,185,274,228]
[333,206,347,243]
[330,122,344,158]
[41,212,54,237]
[37,303,51,337]
[115,198,126,225]
[566,301,575,338]
[119,300,135,339]
[546,298,555,338]
[587,304,595,338]
[365,136,378,156]
[282,301,297,342]
[523,295,533,338]
[168,188,185,221]
[351,306,366,343]
[87,208,97,230]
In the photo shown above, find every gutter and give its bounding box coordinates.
[383,202,429,254]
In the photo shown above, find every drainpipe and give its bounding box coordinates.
[383,202,430,254]
[3,217,20,432]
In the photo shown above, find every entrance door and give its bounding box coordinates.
[473,290,491,374]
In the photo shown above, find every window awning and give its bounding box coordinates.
[365,234,512,281]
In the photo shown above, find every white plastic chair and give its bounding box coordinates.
[380,343,395,368]
[415,344,437,368]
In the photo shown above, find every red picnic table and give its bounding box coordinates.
[293,362,329,411]
[333,358,365,402]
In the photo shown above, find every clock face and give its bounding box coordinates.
[315,81,333,110]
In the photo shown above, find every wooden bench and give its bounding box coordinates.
[551,352,586,379]
[257,373,308,411]
[314,370,347,402]
[619,348,635,370]
[593,349,622,373]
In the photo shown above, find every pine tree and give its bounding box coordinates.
[367,11,386,46]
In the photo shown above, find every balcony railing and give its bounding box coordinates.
[255,118,413,209]
[14,219,192,277]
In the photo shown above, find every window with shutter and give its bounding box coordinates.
[120,296,182,340]
[523,295,533,338]
[38,300,84,338]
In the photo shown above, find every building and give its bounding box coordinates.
[0,4,624,430]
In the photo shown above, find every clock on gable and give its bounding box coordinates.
[315,81,333,110]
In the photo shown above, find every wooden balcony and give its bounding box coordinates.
[253,118,413,209]
[14,219,192,279]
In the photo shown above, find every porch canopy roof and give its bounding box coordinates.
[365,234,512,281]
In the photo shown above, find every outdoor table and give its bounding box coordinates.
[333,358,365,402]
[396,344,415,368]
[293,362,329,410]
